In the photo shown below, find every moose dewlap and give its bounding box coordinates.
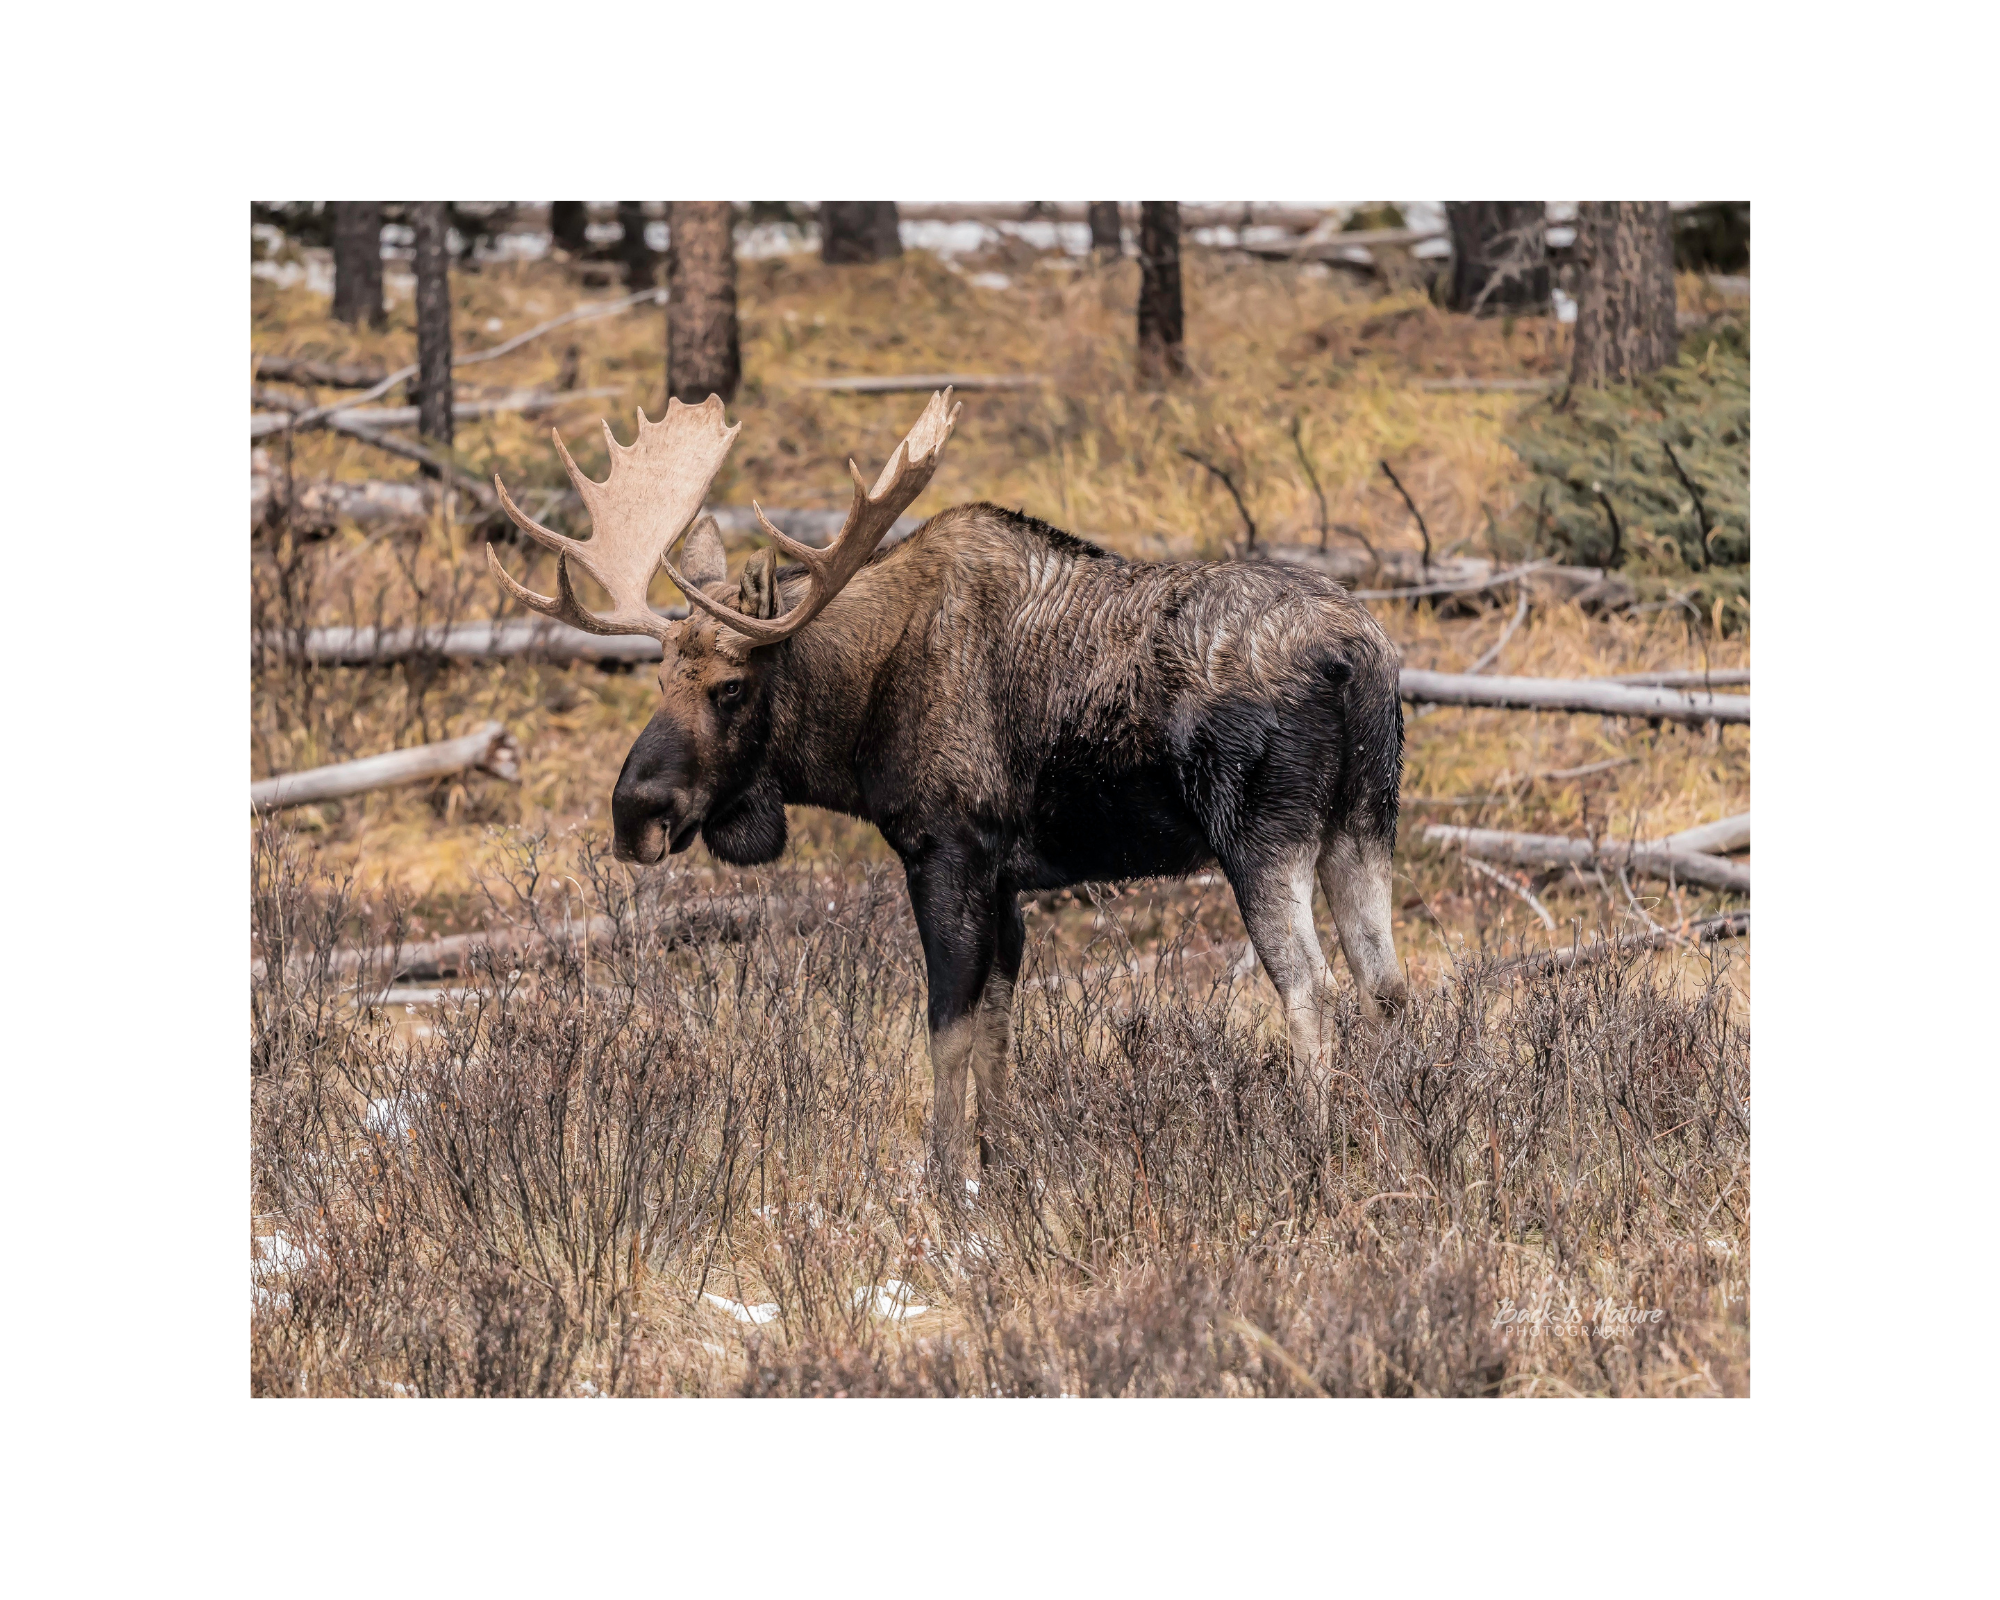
[488,390,1407,1176]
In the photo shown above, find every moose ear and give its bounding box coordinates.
[678,515,728,589]
[737,546,780,620]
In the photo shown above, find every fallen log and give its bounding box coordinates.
[1423,824,1750,894]
[1659,812,1750,855]
[251,723,519,812]
[1259,544,1637,608]
[251,387,618,440]
[251,893,806,983]
[254,355,390,388]
[251,474,434,534]
[260,618,673,666]
[1420,377,1555,393]
[1400,670,1748,726]
[1607,668,1749,688]
[1503,910,1750,975]
[799,372,1046,394]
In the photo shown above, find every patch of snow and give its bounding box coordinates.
[853,1280,929,1319]
[1552,287,1578,325]
[703,1291,780,1324]
[967,272,1012,291]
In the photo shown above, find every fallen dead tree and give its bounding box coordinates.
[1501,910,1750,975]
[800,372,1046,394]
[891,202,1339,232]
[1260,544,1637,608]
[251,723,519,812]
[260,618,672,666]
[1607,668,1749,688]
[1659,812,1750,855]
[1424,823,1750,894]
[251,472,433,534]
[251,892,810,984]
[251,387,617,440]
[254,355,390,388]
[1400,670,1748,726]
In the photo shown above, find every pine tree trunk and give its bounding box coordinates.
[1088,202,1122,256]
[618,201,656,288]
[1444,201,1549,315]
[1136,201,1185,386]
[820,202,902,264]
[549,200,589,257]
[667,201,740,405]
[1571,201,1678,387]
[410,202,454,462]
[330,202,385,328]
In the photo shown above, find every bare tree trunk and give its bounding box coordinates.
[1571,201,1678,387]
[1443,201,1549,315]
[667,201,740,405]
[549,200,589,257]
[617,201,656,287]
[820,202,902,264]
[1088,202,1122,256]
[1136,201,1185,386]
[330,202,385,328]
[410,202,454,464]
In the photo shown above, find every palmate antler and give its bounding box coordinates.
[486,394,742,642]
[668,388,961,645]
[488,389,960,648]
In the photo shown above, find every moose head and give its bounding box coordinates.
[486,390,960,868]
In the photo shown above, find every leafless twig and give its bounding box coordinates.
[1178,447,1258,551]
[1378,459,1433,574]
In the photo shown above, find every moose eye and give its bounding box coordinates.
[715,680,744,705]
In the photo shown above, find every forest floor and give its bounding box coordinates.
[250,231,1749,1397]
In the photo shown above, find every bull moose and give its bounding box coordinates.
[487,390,1406,1174]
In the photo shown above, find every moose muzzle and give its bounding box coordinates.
[611,718,697,864]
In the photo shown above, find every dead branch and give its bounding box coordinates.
[1377,460,1433,572]
[251,723,519,812]
[252,388,618,440]
[1461,855,1557,930]
[1500,911,1750,976]
[1178,447,1258,550]
[1423,824,1750,894]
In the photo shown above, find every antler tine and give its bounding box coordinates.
[687,389,959,647]
[493,471,590,561]
[750,503,829,567]
[663,550,798,645]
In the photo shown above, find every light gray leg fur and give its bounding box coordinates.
[1232,853,1338,1077]
[1318,832,1407,1019]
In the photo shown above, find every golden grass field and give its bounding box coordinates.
[251,227,1749,1396]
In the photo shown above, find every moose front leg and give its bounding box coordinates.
[971,883,1025,1172]
[904,840,1001,1188]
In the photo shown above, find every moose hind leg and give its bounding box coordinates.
[1228,851,1337,1075]
[1318,832,1407,1019]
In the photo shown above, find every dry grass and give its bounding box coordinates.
[250,232,1748,1395]
[252,828,1748,1398]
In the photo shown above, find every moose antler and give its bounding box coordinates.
[485,394,742,641]
[666,388,962,646]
